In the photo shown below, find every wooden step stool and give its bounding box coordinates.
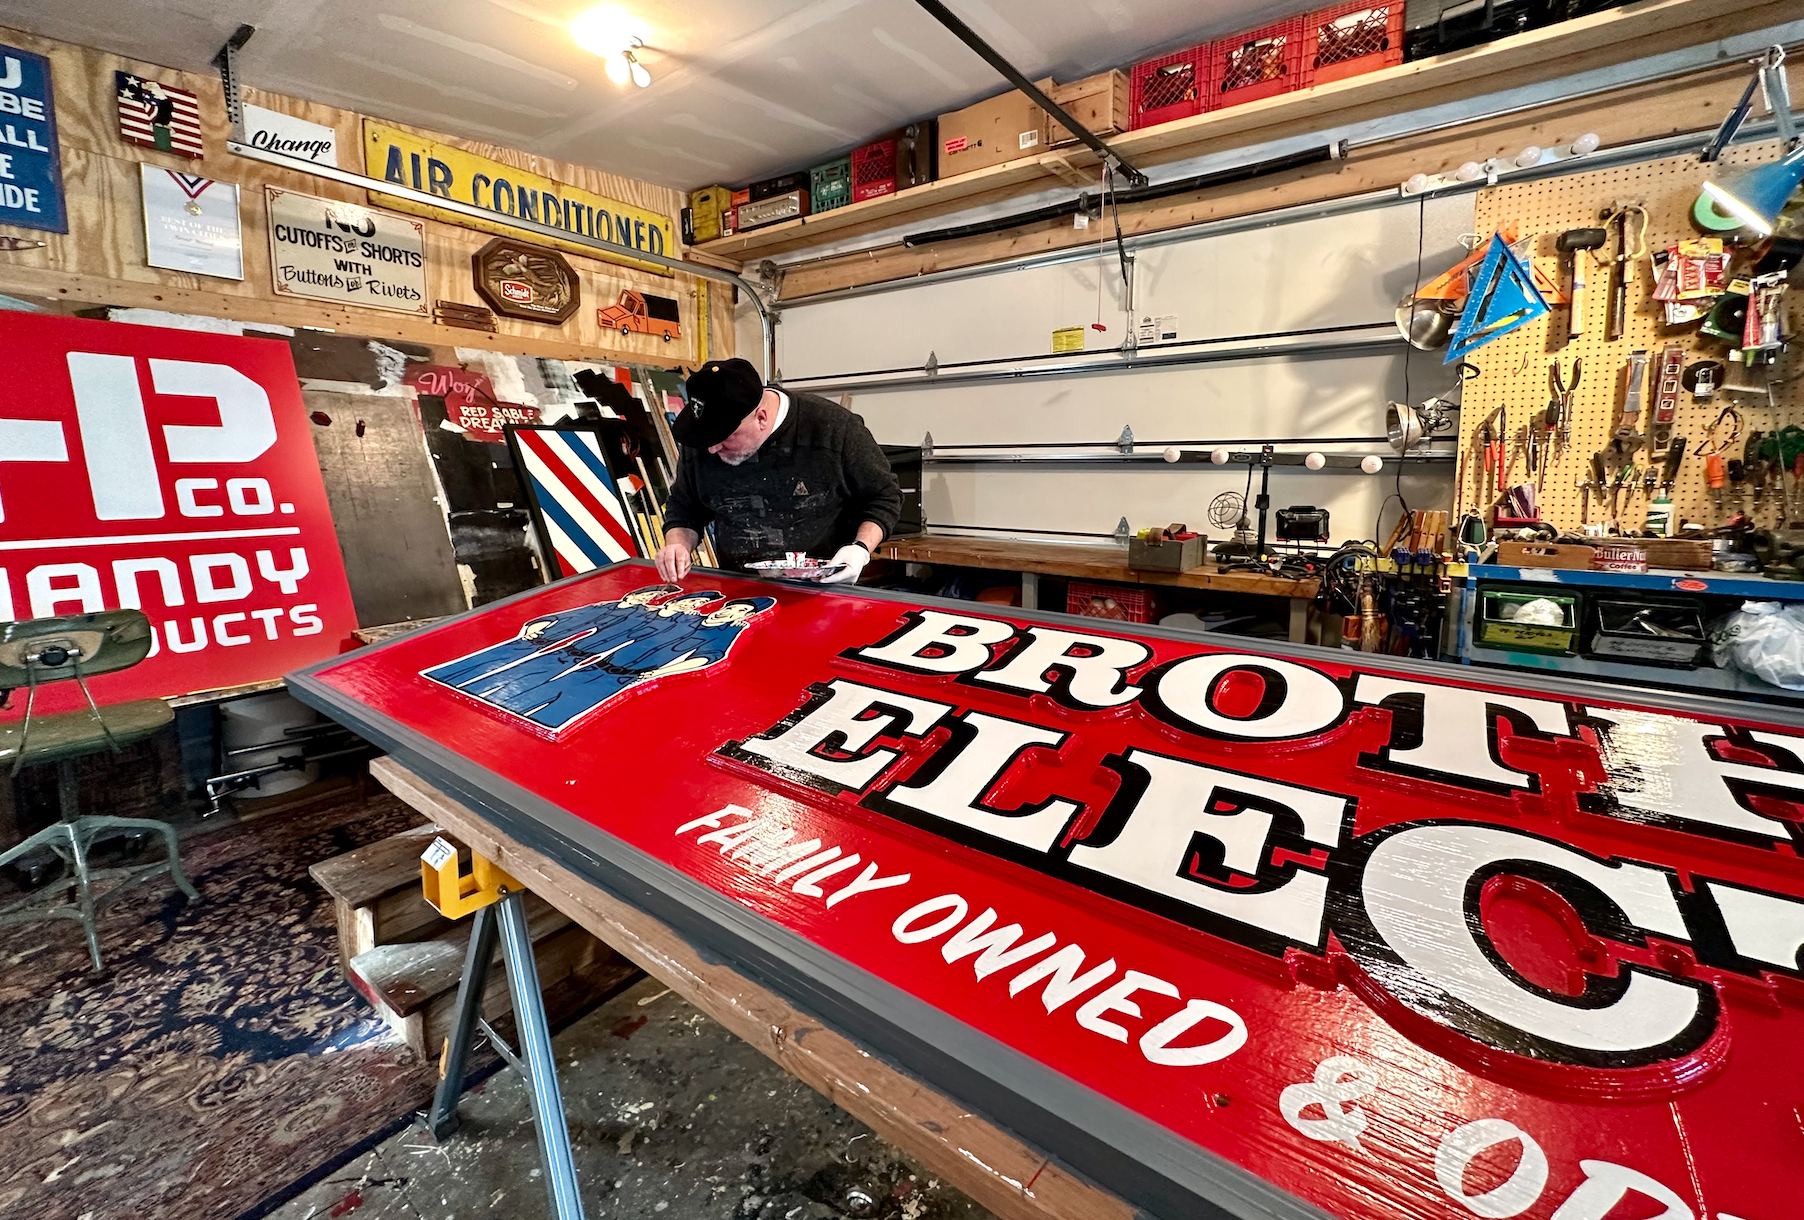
[311,824,638,1056]
[309,822,455,976]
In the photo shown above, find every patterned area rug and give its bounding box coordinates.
[0,791,435,1220]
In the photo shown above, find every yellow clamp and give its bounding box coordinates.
[419,836,523,919]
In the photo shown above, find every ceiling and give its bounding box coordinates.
[0,0,1287,189]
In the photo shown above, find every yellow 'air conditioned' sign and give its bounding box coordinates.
[362,121,675,276]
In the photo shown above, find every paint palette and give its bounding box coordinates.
[744,553,846,581]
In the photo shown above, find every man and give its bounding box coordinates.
[656,358,900,585]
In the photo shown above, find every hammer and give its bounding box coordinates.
[1556,227,1606,342]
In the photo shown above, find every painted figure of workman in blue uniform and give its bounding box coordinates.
[449,588,724,711]
[423,583,680,691]
[508,594,777,733]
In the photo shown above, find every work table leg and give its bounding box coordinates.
[1288,597,1308,644]
[1020,571,1039,610]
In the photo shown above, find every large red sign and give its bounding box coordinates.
[4,314,357,711]
[294,565,1804,1220]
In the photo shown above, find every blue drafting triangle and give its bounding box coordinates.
[1444,233,1548,363]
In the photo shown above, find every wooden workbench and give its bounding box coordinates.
[369,756,1132,1220]
[877,535,1320,642]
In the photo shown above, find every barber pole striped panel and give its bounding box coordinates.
[512,427,641,576]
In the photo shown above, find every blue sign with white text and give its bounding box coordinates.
[0,45,65,233]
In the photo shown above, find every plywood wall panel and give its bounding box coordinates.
[0,23,729,368]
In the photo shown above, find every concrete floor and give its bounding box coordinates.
[267,975,995,1220]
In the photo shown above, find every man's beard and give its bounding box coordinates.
[717,450,751,466]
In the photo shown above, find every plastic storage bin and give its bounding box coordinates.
[1129,44,1211,129]
[1583,598,1707,668]
[1067,581,1158,624]
[852,137,900,202]
[810,157,851,212]
[1474,588,1580,655]
[1303,2,1404,87]
[1212,19,1305,109]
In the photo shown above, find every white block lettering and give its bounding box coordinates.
[0,414,67,522]
[1152,653,1347,740]
[113,557,182,609]
[1358,825,1706,1058]
[67,352,164,520]
[191,553,252,603]
[28,562,105,617]
[737,679,951,794]
[1588,708,1804,841]
[1068,750,1345,947]
[856,609,1014,674]
[1704,880,1804,970]
[1356,675,1572,791]
[881,711,1078,852]
[154,359,278,463]
[973,625,1150,708]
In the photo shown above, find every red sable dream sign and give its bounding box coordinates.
[291,563,1804,1220]
[4,313,357,711]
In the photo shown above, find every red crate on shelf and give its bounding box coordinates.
[1303,2,1403,87]
[1066,580,1158,624]
[1211,18,1305,109]
[1128,44,1212,130]
[851,137,900,203]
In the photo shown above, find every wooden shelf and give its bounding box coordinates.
[693,0,1791,263]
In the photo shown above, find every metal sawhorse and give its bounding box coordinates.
[417,838,587,1219]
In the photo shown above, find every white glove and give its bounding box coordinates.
[817,542,870,584]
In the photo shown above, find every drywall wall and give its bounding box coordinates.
[760,191,1473,545]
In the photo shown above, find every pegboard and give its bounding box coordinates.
[1453,140,1800,534]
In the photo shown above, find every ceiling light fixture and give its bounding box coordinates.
[572,5,652,87]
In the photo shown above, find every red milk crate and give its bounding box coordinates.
[1066,580,1158,624]
[851,137,899,202]
[1128,44,1212,130]
[1303,2,1404,87]
[1211,18,1305,109]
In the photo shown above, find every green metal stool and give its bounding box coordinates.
[0,610,197,973]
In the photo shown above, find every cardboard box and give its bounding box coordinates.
[938,88,1044,177]
[1045,70,1130,148]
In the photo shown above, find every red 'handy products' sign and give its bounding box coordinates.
[5,313,357,710]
